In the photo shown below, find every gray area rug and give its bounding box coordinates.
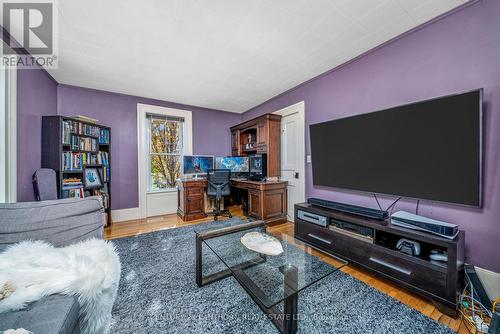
[109,218,455,333]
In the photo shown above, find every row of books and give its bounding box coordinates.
[67,135,98,152]
[62,151,110,172]
[62,178,84,199]
[63,120,100,138]
[100,151,110,182]
[61,178,110,208]
[62,120,110,145]
[94,189,110,209]
[98,128,110,144]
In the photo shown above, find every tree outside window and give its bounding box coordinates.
[148,115,183,191]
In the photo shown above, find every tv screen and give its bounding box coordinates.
[310,90,482,207]
[183,155,214,175]
[215,156,249,173]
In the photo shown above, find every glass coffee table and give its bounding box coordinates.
[195,221,347,334]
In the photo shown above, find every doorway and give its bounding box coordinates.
[273,101,306,221]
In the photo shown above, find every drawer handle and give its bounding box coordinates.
[307,233,332,245]
[369,257,412,276]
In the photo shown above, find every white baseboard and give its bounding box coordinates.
[475,266,500,300]
[111,207,141,222]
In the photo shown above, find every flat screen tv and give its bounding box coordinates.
[310,90,482,207]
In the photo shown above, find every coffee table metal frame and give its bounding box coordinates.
[195,220,340,334]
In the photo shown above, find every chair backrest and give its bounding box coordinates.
[32,168,58,201]
[207,169,231,197]
[0,197,104,252]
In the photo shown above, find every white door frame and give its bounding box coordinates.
[137,103,193,219]
[273,101,306,206]
[0,40,17,203]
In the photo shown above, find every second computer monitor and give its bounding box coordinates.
[215,156,249,174]
[249,155,266,175]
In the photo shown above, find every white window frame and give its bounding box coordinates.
[137,103,192,218]
[147,115,185,192]
[0,41,17,203]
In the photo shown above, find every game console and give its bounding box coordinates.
[391,211,459,239]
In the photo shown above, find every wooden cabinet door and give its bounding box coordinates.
[186,188,204,214]
[257,122,267,147]
[231,130,240,153]
[266,117,281,177]
[186,195,203,214]
[262,188,287,220]
[248,190,262,219]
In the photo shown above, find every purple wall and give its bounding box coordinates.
[17,68,58,201]
[243,0,500,272]
[57,85,241,210]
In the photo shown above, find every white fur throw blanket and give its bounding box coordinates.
[0,239,121,334]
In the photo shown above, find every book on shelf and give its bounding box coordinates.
[99,128,110,144]
[63,151,110,173]
[62,188,84,198]
[68,119,100,137]
[98,151,110,181]
[62,119,110,144]
[95,189,110,209]
[86,188,110,210]
[62,121,71,144]
[62,177,84,199]
[70,135,98,151]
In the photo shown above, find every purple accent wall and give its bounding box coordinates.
[56,85,241,210]
[3,26,59,202]
[243,0,500,272]
[17,68,58,201]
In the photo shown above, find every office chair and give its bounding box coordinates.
[32,168,58,201]
[207,169,232,221]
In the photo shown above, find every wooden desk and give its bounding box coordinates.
[177,178,288,224]
[177,179,208,221]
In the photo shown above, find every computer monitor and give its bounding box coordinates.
[215,156,249,174]
[249,154,266,175]
[183,155,214,176]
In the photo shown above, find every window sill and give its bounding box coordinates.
[147,188,178,195]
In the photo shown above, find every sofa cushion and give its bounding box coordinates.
[0,295,80,334]
[0,197,103,252]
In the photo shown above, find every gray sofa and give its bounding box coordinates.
[0,197,104,334]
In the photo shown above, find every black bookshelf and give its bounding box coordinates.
[42,115,112,226]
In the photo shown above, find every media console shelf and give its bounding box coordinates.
[294,202,464,317]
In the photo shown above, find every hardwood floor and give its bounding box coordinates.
[105,206,470,333]
[104,206,249,240]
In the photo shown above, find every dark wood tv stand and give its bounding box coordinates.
[294,202,464,317]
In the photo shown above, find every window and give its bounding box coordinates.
[147,114,184,191]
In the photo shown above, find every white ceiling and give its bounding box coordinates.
[48,0,469,113]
